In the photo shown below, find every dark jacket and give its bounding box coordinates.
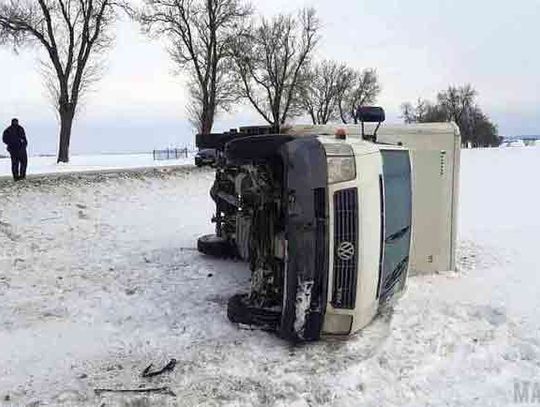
[2,124,28,153]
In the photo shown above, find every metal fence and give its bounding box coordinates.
[152,148,189,161]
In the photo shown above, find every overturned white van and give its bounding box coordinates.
[196,109,460,341]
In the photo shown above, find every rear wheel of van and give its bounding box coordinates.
[197,234,236,258]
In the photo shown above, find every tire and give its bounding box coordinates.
[197,234,235,258]
[227,293,281,330]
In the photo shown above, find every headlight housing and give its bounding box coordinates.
[324,144,356,184]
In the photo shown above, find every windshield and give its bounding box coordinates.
[378,149,412,300]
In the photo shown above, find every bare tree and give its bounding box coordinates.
[336,68,380,124]
[400,101,416,124]
[437,84,476,124]
[299,60,351,125]
[0,0,120,162]
[437,84,476,145]
[231,8,320,130]
[400,98,446,123]
[468,106,500,147]
[137,0,251,134]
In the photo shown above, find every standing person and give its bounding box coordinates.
[2,118,28,181]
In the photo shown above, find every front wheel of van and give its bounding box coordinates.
[227,294,281,330]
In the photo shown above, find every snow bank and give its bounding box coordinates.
[502,139,526,147]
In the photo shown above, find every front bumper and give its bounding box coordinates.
[278,138,329,341]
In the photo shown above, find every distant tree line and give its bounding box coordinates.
[401,85,501,147]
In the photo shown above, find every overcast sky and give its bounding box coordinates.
[1,0,539,154]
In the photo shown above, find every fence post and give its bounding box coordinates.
[152,147,189,161]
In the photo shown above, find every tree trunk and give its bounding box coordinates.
[309,109,317,125]
[57,109,75,163]
[199,102,215,134]
[338,102,348,124]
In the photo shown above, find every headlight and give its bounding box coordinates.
[324,144,356,184]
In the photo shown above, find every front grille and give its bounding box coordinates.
[332,188,359,309]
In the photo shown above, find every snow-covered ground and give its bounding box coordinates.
[0,153,193,179]
[0,147,539,406]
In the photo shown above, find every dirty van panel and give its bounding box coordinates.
[279,137,329,341]
[379,150,412,300]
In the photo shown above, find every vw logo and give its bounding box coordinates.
[337,241,355,261]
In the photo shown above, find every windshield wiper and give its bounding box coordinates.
[383,256,410,293]
[385,226,410,243]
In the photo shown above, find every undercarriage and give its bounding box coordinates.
[197,130,329,341]
[215,162,285,311]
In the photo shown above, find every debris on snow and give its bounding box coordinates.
[141,359,177,378]
[94,387,176,397]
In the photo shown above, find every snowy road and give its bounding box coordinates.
[0,148,539,406]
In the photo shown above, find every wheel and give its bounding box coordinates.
[197,234,235,258]
[227,293,281,330]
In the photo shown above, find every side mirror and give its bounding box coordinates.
[356,106,385,123]
[356,106,385,141]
